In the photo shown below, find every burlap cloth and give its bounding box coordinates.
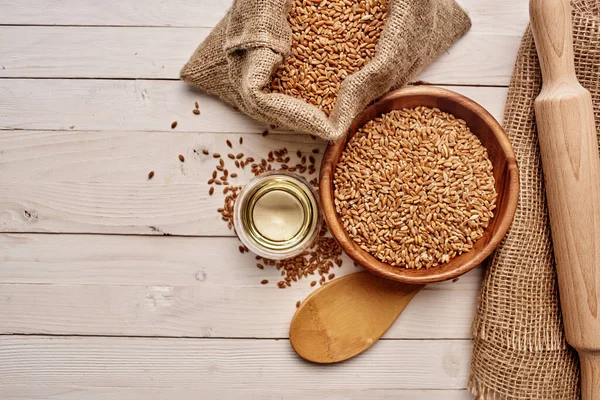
[181,0,471,141]
[469,1,600,398]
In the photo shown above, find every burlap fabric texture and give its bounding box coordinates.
[180,0,471,141]
[469,1,600,398]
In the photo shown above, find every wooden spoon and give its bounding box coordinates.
[289,271,424,363]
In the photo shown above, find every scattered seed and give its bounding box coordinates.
[212,171,217,179]
[193,109,200,115]
[262,130,269,137]
[209,187,214,195]
[219,159,224,167]
[228,154,236,159]
[230,173,238,178]
[202,149,209,155]
[226,140,233,148]
[261,279,269,284]
[236,153,244,159]
[208,179,215,184]
[213,153,221,158]
[328,273,335,280]
[296,301,301,308]
[239,137,243,145]
[235,160,240,168]
[311,281,317,287]
[178,154,185,162]
[195,101,199,109]
[452,278,460,283]
[257,264,264,270]
[312,149,319,154]
[171,121,178,129]
[148,171,154,180]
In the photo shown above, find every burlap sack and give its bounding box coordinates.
[469,1,600,398]
[181,0,471,141]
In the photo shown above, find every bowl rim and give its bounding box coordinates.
[319,86,520,284]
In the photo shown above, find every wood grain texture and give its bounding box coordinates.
[0,131,325,236]
[2,387,473,400]
[320,86,519,284]
[0,26,521,85]
[290,272,424,363]
[530,0,600,397]
[0,80,507,132]
[0,337,473,389]
[0,234,483,339]
[0,0,528,32]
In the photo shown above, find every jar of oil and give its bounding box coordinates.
[233,172,321,260]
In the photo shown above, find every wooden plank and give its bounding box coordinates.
[0,0,529,33]
[0,80,507,133]
[0,79,507,132]
[0,131,325,236]
[0,234,482,339]
[2,387,473,400]
[0,26,521,85]
[0,131,324,183]
[0,337,473,390]
[0,80,267,133]
[0,281,478,338]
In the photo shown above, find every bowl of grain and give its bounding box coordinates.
[320,86,519,284]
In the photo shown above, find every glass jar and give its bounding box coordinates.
[233,171,321,260]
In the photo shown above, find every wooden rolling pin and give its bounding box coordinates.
[530,0,600,398]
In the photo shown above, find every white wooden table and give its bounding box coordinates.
[0,1,529,398]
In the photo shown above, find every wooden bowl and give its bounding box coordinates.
[320,86,519,284]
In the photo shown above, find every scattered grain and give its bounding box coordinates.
[178,154,185,162]
[171,121,178,129]
[147,171,154,180]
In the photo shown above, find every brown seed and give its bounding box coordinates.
[147,171,154,180]
[239,246,245,253]
[212,171,217,179]
[230,173,238,178]
[312,149,319,154]
[226,140,232,148]
[223,187,229,194]
[452,278,459,283]
[193,109,200,115]
[195,101,199,109]
[235,160,240,168]
[257,264,264,270]
[213,153,221,158]
[178,154,185,162]
[214,180,222,185]
[310,281,317,287]
[278,281,286,288]
[239,137,243,145]
[236,153,244,159]
[262,130,269,137]
[209,187,214,195]
[309,156,316,164]
[219,159,224,167]
[208,179,215,184]
[296,301,301,308]
[328,273,335,280]
[261,279,269,284]
[228,154,236,159]
[333,106,496,269]
[202,149,209,155]
[171,121,178,129]
[296,150,302,158]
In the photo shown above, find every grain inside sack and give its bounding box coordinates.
[334,107,497,269]
[181,0,471,140]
